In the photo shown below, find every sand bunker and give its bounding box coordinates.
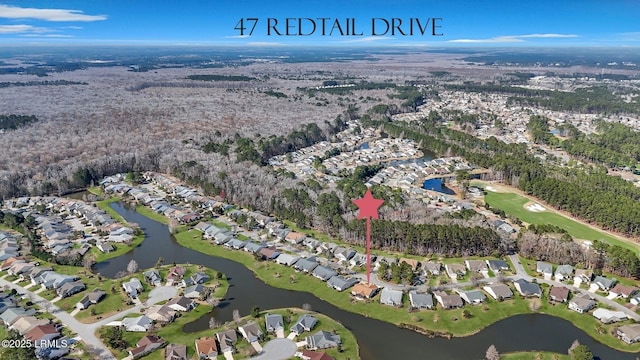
[525,203,546,212]
[485,185,497,192]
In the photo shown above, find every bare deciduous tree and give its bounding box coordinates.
[127,259,139,274]
[486,344,499,360]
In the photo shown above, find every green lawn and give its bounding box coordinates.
[481,187,640,256]
[135,205,168,225]
[501,352,569,360]
[88,186,104,197]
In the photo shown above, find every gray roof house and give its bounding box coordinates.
[617,324,640,344]
[265,313,284,333]
[293,258,318,273]
[483,283,513,300]
[334,247,356,262]
[306,330,341,350]
[380,287,403,307]
[444,264,466,279]
[312,266,337,282]
[290,314,318,335]
[422,261,441,276]
[514,279,542,297]
[122,315,153,332]
[1,307,36,326]
[244,242,266,254]
[536,261,553,278]
[122,278,144,298]
[593,276,617,291]
[165,343,187,360]
[456,289,486,305]
[57,280,86,298]
[408,291,434,309]
[239,321,263,343]
[144,269,162,286]
[224,238,246,250]
[327,276,359,292]
[568,293,596,314]
[486,259,509,273]
[554,265,574,281]
[166,296,197,312]
[75,289,106,310]
[183,284,205,299]
[433,291,464,309]
[465,260,489,274]
[275,254,300,266]
[216,329,238,353]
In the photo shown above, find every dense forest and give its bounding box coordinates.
[0,114,38,130]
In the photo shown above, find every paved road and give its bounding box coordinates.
[0,277,177,360]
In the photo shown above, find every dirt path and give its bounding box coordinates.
[478,180,640,249]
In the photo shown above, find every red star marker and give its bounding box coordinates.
[352,189,384,284]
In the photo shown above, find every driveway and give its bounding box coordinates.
[249,338,297,360]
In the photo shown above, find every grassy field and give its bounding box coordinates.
[479,184,640,255]
[501,352,569,360]
[135,205,168,225]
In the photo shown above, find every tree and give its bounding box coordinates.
[126,259,139,274]
[569,344,593,360]
[83,253,96,271]
[251,306,260,318]
[233,309,241,323]
[155,257,164,267]
[486,344,500,360]
[302,303,312,311]
[0,330,35,360]
[209,316,220,329]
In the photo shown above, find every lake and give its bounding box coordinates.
[93,201,635,359]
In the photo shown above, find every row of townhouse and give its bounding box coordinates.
[1,257,86,298]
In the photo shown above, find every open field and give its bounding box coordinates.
[475,181,640,255]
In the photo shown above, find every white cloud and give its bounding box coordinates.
[341,36,394,43]
[20,33,73,38]
[0,24,49,34]
[0,5,106,22]
[448,33,579,43]
[246,41,285,46]
[225,35,250,39]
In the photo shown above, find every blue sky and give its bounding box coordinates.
[0,0,639,46]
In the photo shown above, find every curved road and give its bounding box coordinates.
[0,276,176,360]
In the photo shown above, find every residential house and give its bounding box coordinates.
[609,284,638,299]
[300,350,335,360]
[631,294,640,306]
[129,335,165,359]
[593,276,617,291]
[258,247,280,260]
[11,316,49,335]
[25,324,60,343]
[185,272,209,286]
[327,276,358,292]
[122,315,153,332]
[57,280,86,298]
[144,269,162,286]
[554,265,574,282]
[275,254,300,266]
[408,291,434,309]
[122,278,144,298]
[536,261,553,278]
[399,258,419,272]
[465,260,489,276]
[165,343,187,360]
[306,330,341,350]
[433,291,463,309]
[183,284,205,299]
[574,269,593,284]
[379,287,403,306]
[422,261,441,276]
[333,247,356,262]
[34,336,70,359]
[312,266,337,282]
[285,232,306,245]
[483,283,513,301]
[166,266,186,286]
[96,242,114,253]
[548,286,570,303]
[444,264,466,279]
[290,314,318,335]
[513,279,542,297]
[293,258,318,273]
[213,231,233,245]
[456,289,486,305]
[166,296,197,312]
[265,313,284,333]
[592,308,628,324]
[75,289,106,310]
[617,324,640,344]
[216,329,238,353]
[224,238,246,250]
[486,259,509,273]
[146,304,177,323]
[1,307,36,326]
[351,283,379,299]
[568,293,596,314]
[243,242,266,254]
[239,321,263,342]
[195,337,218,359]
[194,222,212,233]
